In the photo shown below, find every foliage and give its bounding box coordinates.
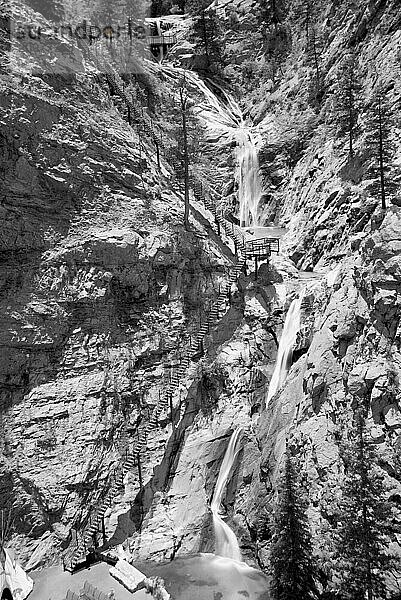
[37,434,57,450]
[144,576,170,600]
[259,0,288,27]
[306,26,324,107]
[270,448,318,600]
[185,0,226,74]
[167,73,204,229]
[286,0,325,106]
[332,408,398,600]
[90,0,149,24]
[151,0,185,17]
[261,23,292,86]
[363,82,398,210]
[288,0,320,42]
[199,362,230,414]
[331,52,362,156]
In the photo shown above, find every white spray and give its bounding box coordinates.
[210,428,243,562]
[267,293,304,403]
[237,130,261,228]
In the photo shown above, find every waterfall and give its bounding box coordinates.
[267,293,303,403]
[237,130,261,228]
[210,428,242,562]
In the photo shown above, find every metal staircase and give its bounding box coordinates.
[103,69,164,152]
[63,64,279,573]
[191,177,280,260]
[64,389,170,571]
[64,228,245,571]
[86,50,165,157]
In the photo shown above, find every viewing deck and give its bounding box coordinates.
[147,34,177,46]
[245,237,280,259]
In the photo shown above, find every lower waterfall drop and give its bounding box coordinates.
[267,292,304,404]
[210,428,243,562]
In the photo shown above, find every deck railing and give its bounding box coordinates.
[147,34,177,46]
[245,238,280,258]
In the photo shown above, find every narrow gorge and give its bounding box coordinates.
[1,1,401,599]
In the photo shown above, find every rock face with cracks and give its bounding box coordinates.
[0,1,400,595]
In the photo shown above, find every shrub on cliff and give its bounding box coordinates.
[144,576,171,600]
[258,0,288,27]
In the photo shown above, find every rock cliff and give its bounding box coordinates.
[0,0,400,595]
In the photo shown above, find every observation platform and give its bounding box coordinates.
[147,34,177,46]
[244,238,280,259]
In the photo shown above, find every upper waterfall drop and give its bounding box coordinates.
[267,293,304,404]
[237,130,262,228]
[210,428,243,562]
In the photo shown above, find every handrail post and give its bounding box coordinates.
[137,452,143,493]
[169,392,174,424]
[101,515,106,545]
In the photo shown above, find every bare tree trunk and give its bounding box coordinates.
[201,10,209,58]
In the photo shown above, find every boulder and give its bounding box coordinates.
[109,560,146,593]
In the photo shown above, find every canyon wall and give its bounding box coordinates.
[0,1,400,594]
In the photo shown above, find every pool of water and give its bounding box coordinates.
[244,226,287,240]
[30,554,270,600]
[139,553,270,600]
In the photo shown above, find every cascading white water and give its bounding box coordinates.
[161,65,239,128]
[161,66,263,230]
[237,130,262,228]
[210,428,243,562]
[267,293,304,403]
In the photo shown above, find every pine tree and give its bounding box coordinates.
[300,0,313,41]
[259,0,288,27]
[261,23,291,85]
[168,73,203,230]
[270,449,318,600]
[288,0,324,106]
[185,0,225,74]
[333,408,396,600]
[332,53,362,156]
[259,0,291,85]
[364,82,397,210]
[289,0,316,42]
[91,0,149,36]
[306,25,324,107]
